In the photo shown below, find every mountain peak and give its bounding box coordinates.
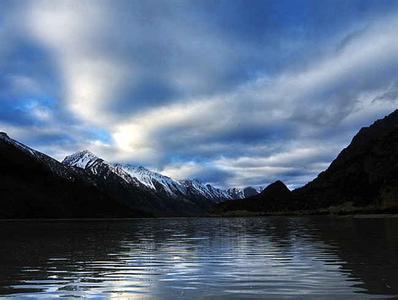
[261,180,290,195]
[63,150,101,169]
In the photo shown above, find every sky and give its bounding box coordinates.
[1,0,398,189]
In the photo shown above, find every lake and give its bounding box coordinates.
[0,216,397,299]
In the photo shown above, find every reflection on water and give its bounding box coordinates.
[0,217,397,299]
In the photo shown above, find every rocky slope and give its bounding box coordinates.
[216,110,398,214]
[294,109,398,211]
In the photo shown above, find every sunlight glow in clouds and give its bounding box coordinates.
[1,0,398,188]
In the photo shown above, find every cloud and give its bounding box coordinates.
[1,0,398,188]
[113,14,398,187]
[210,144,340,189]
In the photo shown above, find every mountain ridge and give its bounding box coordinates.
[63,150,258,202]
[216,110,398,214]
[3,110,398,218]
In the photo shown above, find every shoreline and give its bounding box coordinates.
[1,211,398,221]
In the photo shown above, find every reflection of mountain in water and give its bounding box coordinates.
[259,216,398,296]
[0,218,397,298]
[308,217,398,295]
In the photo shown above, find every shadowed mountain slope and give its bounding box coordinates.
[216,110,398,214]
[0,133,147,218]
[294,110,398,210]
[216,180,293,212]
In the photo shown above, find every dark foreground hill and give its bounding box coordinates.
[0,133,148,218]
[216,181,292,212]
[216,110,398,214]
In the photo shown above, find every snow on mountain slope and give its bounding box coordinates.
[114,164,187,197]
[114,165,235,202]
[63,150,258,202]
[63,150,142,186]
[63,151,186,197]
[226,188,245,199]
[63,150,99,169]
[63,150,107,177]
[179,179,232,203]
[256,186,264,193]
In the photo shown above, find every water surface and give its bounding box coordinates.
[0,216,397,299]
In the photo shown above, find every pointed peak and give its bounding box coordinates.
[261,180,290,195]
[63,149,101,168]
[64,149,98,161]
[273,180,286,186]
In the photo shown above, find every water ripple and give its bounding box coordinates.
[0,217,397,298]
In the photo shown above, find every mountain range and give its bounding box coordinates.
[216,110,398,214]
[0,133,259,218]
[1,110,398,218]
[62,150,260,204]
[0,132,145,218]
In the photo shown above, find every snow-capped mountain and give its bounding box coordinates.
[115,164,234,202]
[179,179,232,203]
[63,149,98,169]
[63,150,143,187]
[0,132,145,218]
[114,164,187,197]
[226,188,245,199]
[63,150,227,215]
[0,134,260,217]
[63,150,258,203]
